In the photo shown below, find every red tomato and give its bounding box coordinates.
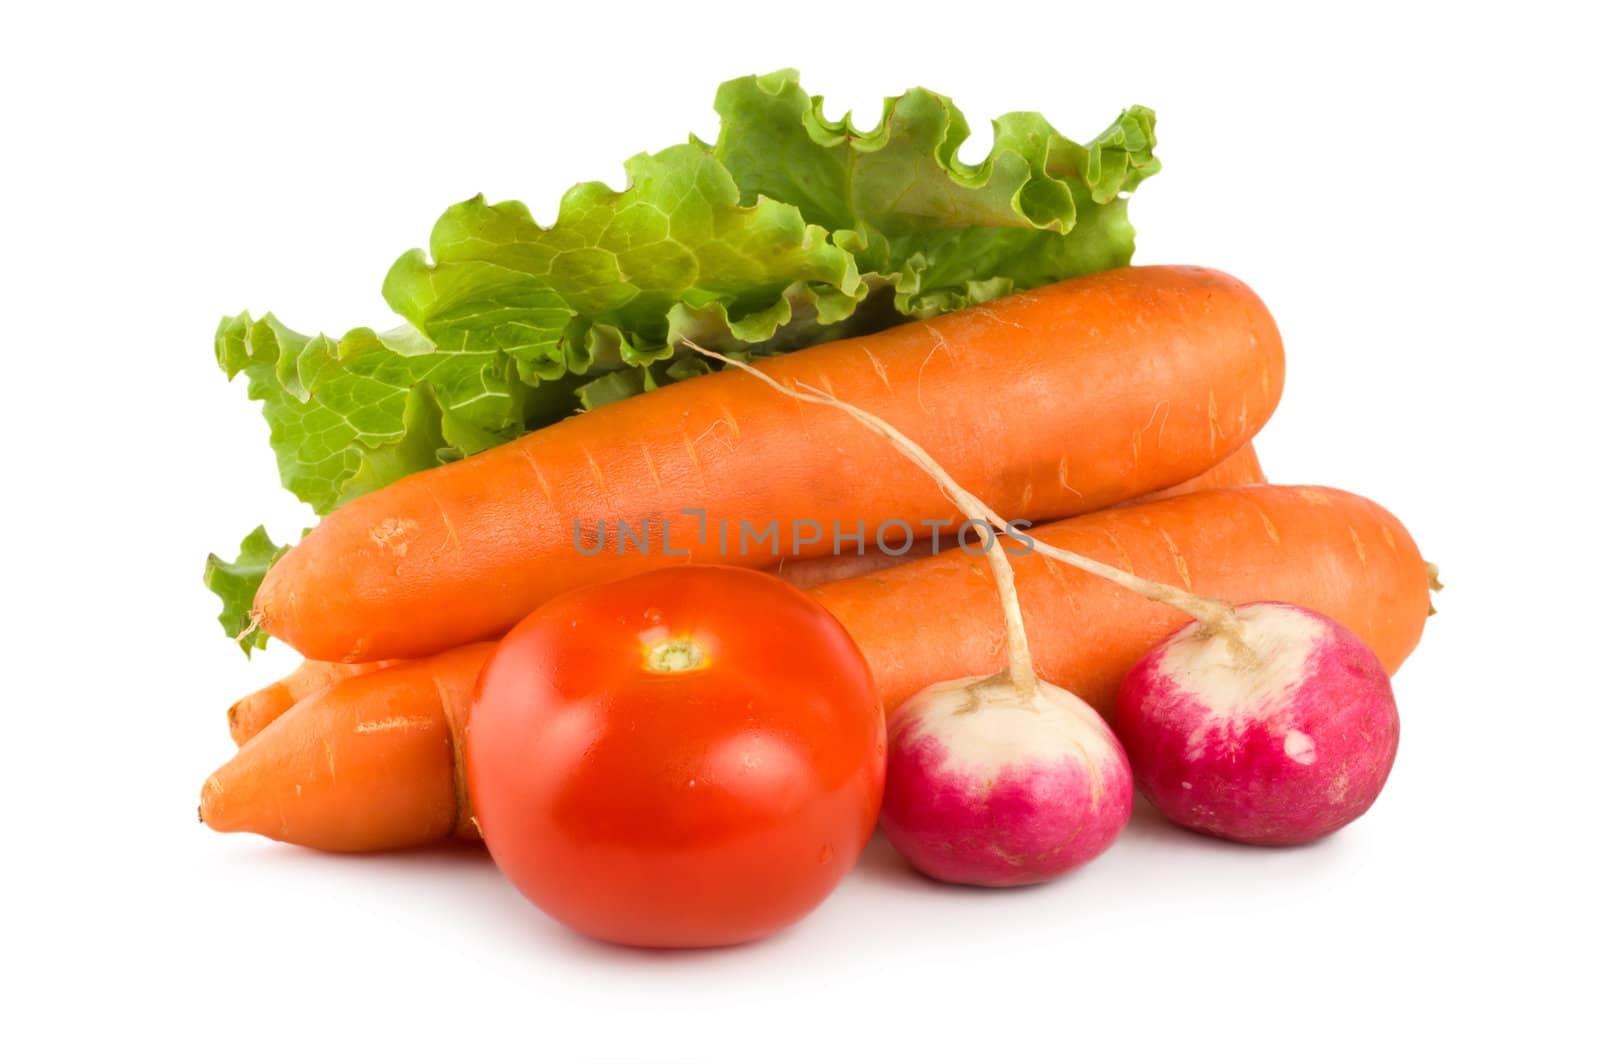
[467,565,885,948]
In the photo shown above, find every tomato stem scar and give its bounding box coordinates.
[644,638,709,673]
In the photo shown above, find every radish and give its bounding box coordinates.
[1114,602,1399,844]
[693,344,1133,887]
[694,342,1403,860]
[966,522,1402,845]
[881,676,1132,886]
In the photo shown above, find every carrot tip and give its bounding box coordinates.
[198,776,227,831]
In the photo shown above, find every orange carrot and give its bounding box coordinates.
[200,644,492,852]
[257,266,1285,663]
[773,440,1267,589]
[203,485,1425,852]
[814,484,1429,713]
[227,659,397,746]
[1134,438,1265,503]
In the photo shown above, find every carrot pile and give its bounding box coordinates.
[252,266,1284,662]
[204,646,490,851]
[200,264,1433,853]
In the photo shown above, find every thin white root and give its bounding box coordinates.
[683,340,1247,655]
[235,612,263,645]
[685,341,1038,700]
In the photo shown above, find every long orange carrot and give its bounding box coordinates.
[200,644,492,851]
[772,440,1267,589]
[225,443,1266,748]
[203,485,1426,852]
[227,659,397,746]
[256,266,1285,663]
[814,483,1428,713]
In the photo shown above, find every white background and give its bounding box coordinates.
[4,2,1595,1060]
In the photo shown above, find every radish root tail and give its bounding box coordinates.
[685,341,1038,700]
[684,340,1254,665]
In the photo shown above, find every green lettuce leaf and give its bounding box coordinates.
[713,70,1158,317]
[203,526,293,654]
[209,71,1159,646]
[215,311,538,515]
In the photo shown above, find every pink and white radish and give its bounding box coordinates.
[1114,601,1398,844]
[696,342,1402,858]
[882,675,1132,886]
[694,344,1133,887]
[969,504,1402,845]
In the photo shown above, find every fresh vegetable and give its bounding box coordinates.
[773,441,1265,589]
[197,485,1427,854]
[793,390,1406,846]
[254,265,1284,662]
[1114,603,1400,844]
[208,71,1159,639]
[190,63,1434,934]
[990,528,1405,845]
[213,442,1263,757]
[199,644,492,852]
[884,677,1132,885]
[713,350,1408,849]
[815,484,1429,715]
[988,522,1405,845]
[703,348,1132,886]
[1134,439,1265,504]
[226,658,396,746]
[467,566,884,947]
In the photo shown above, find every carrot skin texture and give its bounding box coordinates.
[202,485,1424,853]
[773,440,1267,589]
[813,484,1430,714]
[1134,439,1264,503]
[227,659,396,746]
[257,266,1286,662]
[200,644,492,852]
